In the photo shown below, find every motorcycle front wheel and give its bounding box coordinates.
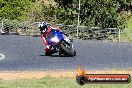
[60,43,76,57]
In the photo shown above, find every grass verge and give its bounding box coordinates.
[0,71,132,88]
[0,76,131,88]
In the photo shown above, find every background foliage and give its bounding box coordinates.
[0,0,132,29]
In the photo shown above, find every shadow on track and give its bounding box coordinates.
[39,54,70,57]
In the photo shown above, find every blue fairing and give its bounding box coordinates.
[47,29,64,47]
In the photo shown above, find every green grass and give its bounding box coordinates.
[0,77,131,88]
[127,17,132,29]
[121,16,132,42]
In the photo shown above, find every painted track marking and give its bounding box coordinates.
[0,53,5,60]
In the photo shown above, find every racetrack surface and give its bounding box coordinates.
[0,35,132,71]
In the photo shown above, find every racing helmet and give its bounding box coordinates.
[39,22,51,33]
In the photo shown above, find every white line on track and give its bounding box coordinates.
[0,53,5,60]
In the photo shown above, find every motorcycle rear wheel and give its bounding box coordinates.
[45,52,52,56]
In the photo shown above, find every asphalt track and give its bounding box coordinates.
[0,35,132,71]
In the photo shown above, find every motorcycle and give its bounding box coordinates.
[45,29,76,57]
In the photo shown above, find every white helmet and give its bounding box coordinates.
[38,22,50,27]
[39,22,51,33]
[38,22,45,27]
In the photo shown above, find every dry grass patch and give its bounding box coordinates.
[0,70,132,80]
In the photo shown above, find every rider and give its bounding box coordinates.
[39,22,61,52]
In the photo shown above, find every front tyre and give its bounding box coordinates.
[60,44,75,57]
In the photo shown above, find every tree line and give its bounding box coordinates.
[0,0,132,29]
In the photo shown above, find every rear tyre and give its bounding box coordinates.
[45,51,52,56]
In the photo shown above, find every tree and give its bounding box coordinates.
[54,0,73,7]
[0,0,33,21]
[54,0,129,29]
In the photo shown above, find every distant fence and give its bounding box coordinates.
[57,25,121,42]
[79,27,120,42]
[0,20,39,36]
[0,20,132,42]
[57,25,132,42]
